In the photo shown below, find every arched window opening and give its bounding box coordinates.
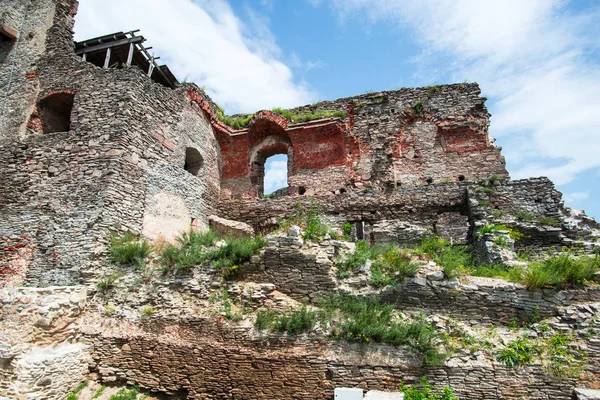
[263,154,288,197]
[184,147,203,176]
[38,92,74,134]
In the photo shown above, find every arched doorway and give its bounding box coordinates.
[249,136,293,198]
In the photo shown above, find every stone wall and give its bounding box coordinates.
[83,313,597,400]
[0,286,89,399]
[0,0,220,285]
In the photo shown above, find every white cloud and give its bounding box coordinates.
[74,0,314,113]
[264,158,288,194]
[563,191,590,204]
[313,0,600,185]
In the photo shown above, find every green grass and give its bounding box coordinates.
[109,232,152,268]
[140,305,154,317]
[275,307,318,334]
[518,252,599,289]
[255,295,448,364]
[413,235,472,279]
[412,101,424,115]
[159,229,265,275]
[110,386,140,400]
[320,295,447,364]
[66,381,88,400]
[337,241,420,287]
[215,107,253,129]
[272,107,346,123]
[93,385,106,399]
[96,272,122,293]
[515,210,535,221]
[538,217,560,226]
[400,377,458,400]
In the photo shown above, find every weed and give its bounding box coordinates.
[222,300,242,321]
[337,242,419,286]
[109,386,140,400]
[492,209,506,218]
[400,376,458,400]
[538,217,559,226]
[519,252,599,289]
[96,272,122,293]
[109,232,152,268]
[542,333,584,378]
[215,107,253,129]
[434,245,472,279]
[303,200,329,242]
[139,266,155,284]
[275,307,318,334]
[93,386,106,399]
[66,381,88,400]
[412,101,424,115]
[272,107,346,123]
[104,305,116,315]
[494,235,510,249]
[474,187,495,193]
[342,222,353,238]
[321,295,447,364]
[255,309,279,330]
[205,236,267,278]
[430,86,440,92]
[478,199,489,207]
[515,210,535,221]
[497,338,536,368]
[140,305,154,317]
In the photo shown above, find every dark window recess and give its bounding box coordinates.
[355,221,364,241]
[298,186,306,195]
[38,93,74,134]
[184,147,203,176]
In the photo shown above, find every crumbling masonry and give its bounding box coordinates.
[1,0,600,399]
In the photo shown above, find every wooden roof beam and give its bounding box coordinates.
[75,36,145,55]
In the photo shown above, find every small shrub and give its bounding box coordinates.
[412,101,424,115]
[497,338,536,368]
[109,232,152,267]
[519,252,598,290]
[222,300,242,321]
[303,200,329,241]
[140,305,154,317]
[434,245,472,279]
[342,222,353,238]
[400,376,458,400]
[478,199,489,207]
[96,272,121,293]
[275,307,317,334]
[255,309,278,330]
[543,333,585,378]
[415,235,448,256]
[177,229,218,248]
[430,86,440,92]
[538,217,559,226]
[515,210,535,221]
[205,236,267,277]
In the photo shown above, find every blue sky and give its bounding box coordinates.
[74,0,600,219]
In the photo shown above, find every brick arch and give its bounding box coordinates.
[248,134,293,198]
[27,89,76,134]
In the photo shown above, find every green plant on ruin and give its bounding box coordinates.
[477,224,524,242]
[342,222,353,238]
[320,295,448,364]
[538,217,560,226]
[488,173,503,183]
[158,229,232,272]
[474,186,495,194]
[255,309,279,330]
[271,107,347,123]
[336,241,420,286]
[399,377,458,400]
[275,307,318,334]
[515,210,535,221]
[221,300,242,321]
[518,251,599,290]
[66,381,88,400]
[108,232,152,268]
[412,101,424,115]
[303,200,330,242]
[430,85,440,93]
[492,209,506,218]
[414,235,472,279]
[204,236,267,279]
[140,305,154,317]
[494,235,510,249]
[93,386,106,399]
[478,199,489,207]
[109,386,140,400]
[497,338,537,368]
[96,272,122,293]
[104,304,116,315]
[215,104,254,129]
[542,333,586,378]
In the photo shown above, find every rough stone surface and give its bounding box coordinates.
[208,215,255,239]
[576,388,600,400]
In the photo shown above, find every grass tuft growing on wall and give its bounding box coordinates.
[109,232,152,268]
[400,377,458,400]
[272,107,346,123]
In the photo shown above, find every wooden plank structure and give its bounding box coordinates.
[74,30,179,89]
